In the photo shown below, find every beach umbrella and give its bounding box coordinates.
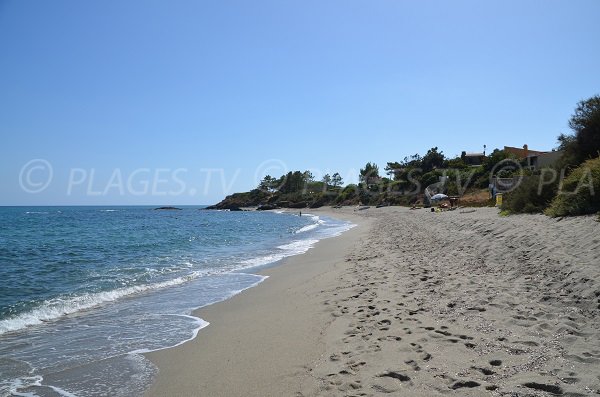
[431,193,448,201]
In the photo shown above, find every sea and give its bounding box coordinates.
[0,206,354,397]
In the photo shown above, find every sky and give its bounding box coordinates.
[1,0,599,205]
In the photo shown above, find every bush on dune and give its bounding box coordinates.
[501,172,560,214]
[545,157,600,217]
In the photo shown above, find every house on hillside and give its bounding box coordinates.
[462,151,486,166]
[527,150,563,169]
[504,144,546,159]
[504,144,563,170]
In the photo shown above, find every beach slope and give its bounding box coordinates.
[145,210,370,396]
[147,207,600,396]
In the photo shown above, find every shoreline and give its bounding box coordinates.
[145,206,600,396]
[144,207,369,396]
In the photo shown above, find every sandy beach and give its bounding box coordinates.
[145,207,600,396]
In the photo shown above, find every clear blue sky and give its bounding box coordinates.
[1,0,599,205]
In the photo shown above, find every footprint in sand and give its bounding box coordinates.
[451,380,481,389]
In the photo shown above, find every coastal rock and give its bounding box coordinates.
[205,189,270,210]
[287,202,308,209]
[153,206,182,210]
[256,204,278,211]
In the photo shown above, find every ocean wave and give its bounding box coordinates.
[277,239,319,253]
[131,274,267,355]
[0,272,204,336]
[323,223,356,238]
[239,252,288,268]
[295,219,325,234]
[130,314,209,354]
[4,375,77,397]
[295,223,319,233]
[238,238,320,269]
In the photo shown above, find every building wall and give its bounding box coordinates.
[536,151,563,168]
[504,144,546,159]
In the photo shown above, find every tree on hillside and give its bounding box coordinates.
[331,172,343,188]
[384,161,403,180]
[421,147,446,172]
[258,175,278,192]
[483,149,511,173]
[303,170,314,183]
[404,154,422,168]
[279,172,293,193]
[359,162,380,184]
[559,95,600,166]
[279,171,307,194]
[321,174,331,186]
[447,155,468,169]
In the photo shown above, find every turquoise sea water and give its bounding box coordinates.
[0,206,353,396]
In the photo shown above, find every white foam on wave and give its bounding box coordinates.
[131,274,267,355]
[24,211,49,214]
[130,314,209,354]
[0,272,205,336]
[2,212,355,339]
[239,238,320,269]
[239,252,288,268]
[321,222,357,238]
[296,218,325,234]
[239,214,355,270]
[6,375,43,397]
[277,239,319,253]
[7,375,78,397]
[295,223,319,233]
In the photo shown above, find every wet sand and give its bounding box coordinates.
[144,209,370,396]
[146,206,600,396]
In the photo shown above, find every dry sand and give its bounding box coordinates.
[146,207,600,396]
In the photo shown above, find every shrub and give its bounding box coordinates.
[309,193,332,208]
[358,188,374,205]
[421,170,444,190]
[501,172,560,214]
[335,184,359,204]
[545,157,600,217]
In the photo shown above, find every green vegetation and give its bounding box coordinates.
[210,147,521,209]
[503,94,600,216]
[208,169,346,209]
[501,173,559,214]
[359,162,380,184]
[210,95,600,216]
[557,96,600,167]
[207,189,271,210]
[211,147,509,209]
[545,158,600,217]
